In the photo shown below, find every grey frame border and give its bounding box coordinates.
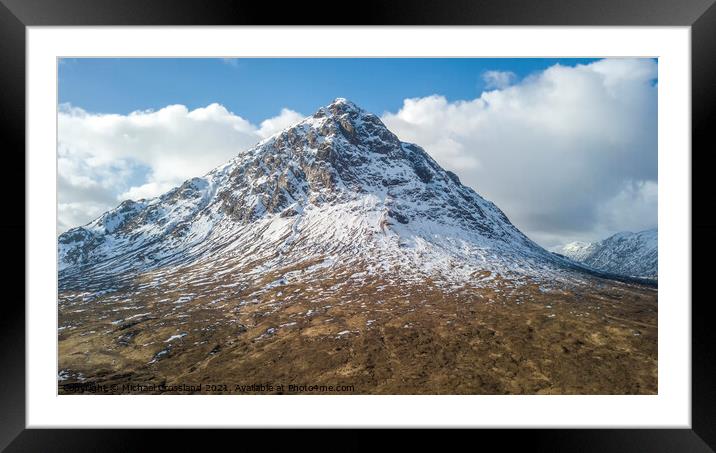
[2,0,715,449]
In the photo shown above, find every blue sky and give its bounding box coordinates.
[57,58,657,248]
[59,58,600,121]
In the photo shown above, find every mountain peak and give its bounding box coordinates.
[58,100,557,285]
[310,97,368,121]
[264,97,402,162]
[329,97,356,108]
[326,97,365,113]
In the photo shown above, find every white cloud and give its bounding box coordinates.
[58,103,303,233]
[117,182,176,202]
[258,108,306,138]
[597,180,658,233]
[382,59,657,248]
[483,70,517,89]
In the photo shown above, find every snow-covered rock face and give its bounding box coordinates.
[556,241,593,262]
[59,98,584,290]
[555,229,657,279]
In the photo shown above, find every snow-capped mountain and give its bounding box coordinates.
[555,229,657,279]
[57,98,659,395]
[59,98,591,291]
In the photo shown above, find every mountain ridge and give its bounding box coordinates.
[554,228,657,280]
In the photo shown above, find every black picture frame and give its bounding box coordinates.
[2,0,714,449]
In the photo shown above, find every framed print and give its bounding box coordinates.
[3,0,715,449]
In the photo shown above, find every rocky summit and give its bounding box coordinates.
[555,229,657,280]
[58,99,657,395]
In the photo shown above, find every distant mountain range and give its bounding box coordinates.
[554,229,657,280]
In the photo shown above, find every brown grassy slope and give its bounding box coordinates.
[58,266,657,395]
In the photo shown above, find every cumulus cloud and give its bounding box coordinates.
[482,70,517,89]
[596,180,657,234]
[57,103,303,234]
[118,182,176,202]
[382,59,657,248]
[258,108,306,138]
